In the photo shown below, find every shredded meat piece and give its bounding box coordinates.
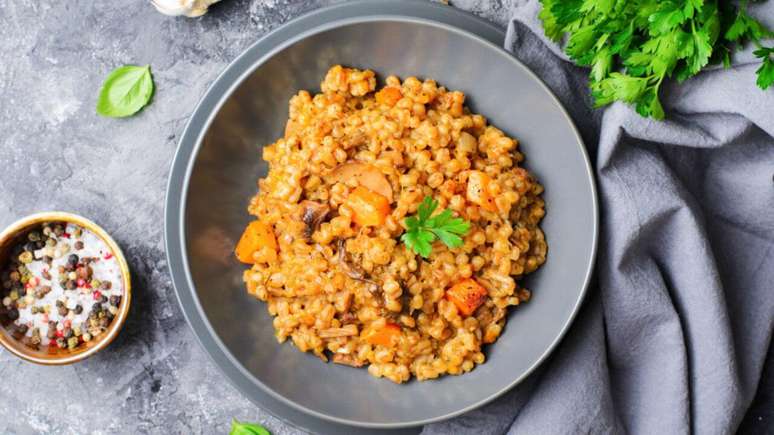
[318,325,358,338]
[336,239,380,294]
[332,353,365,367]
[299,200,331,242]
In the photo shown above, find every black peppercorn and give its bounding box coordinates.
[57,305,68,316]
[67,254,79,267]
[63,328,73,339]
[7,309,18,320]
[109,296,121,307]
[74,241,84,250]
[74,304,83,314]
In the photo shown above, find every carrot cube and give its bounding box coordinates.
[346,186,391,227]
[235,221,277,264]
[446,278,488,316]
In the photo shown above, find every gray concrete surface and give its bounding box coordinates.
[0,0,770,434]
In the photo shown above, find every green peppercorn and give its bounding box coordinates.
[73,227,82,238]
[82,332,92,342]
[45,238,56,247]
[18,252,33,264]
[9,290,19,301]
[91,279,101,289]
[55,337,66,348]
[30,328,41,345]
[53,225,64,236]
[67,337,79,349]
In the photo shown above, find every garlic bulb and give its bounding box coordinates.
[151,0,221,17]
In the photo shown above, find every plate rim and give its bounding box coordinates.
[164,0,599,430]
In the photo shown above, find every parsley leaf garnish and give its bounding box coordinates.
[755,47,774,89]
[400,196,471,258]
[538,0,774,119]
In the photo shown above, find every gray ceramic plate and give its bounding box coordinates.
[165,1,597,432]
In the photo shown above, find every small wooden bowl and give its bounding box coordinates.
[0,212,131,365]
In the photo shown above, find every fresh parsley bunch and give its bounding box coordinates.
[401,196,471,258]
[538,0,774,119]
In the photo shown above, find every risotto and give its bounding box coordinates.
[237,66,546,383]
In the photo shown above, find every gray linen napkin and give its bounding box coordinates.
[425,1,774,433]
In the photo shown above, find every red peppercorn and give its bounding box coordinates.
[49,339,57,347]
[93,290,102,301]
[104,252,113,260]
[55,329,64,338]
[77,278,86,287]
[62,233,71,238]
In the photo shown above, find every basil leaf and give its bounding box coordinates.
[96,65,154,118]
[229,419,270,435]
